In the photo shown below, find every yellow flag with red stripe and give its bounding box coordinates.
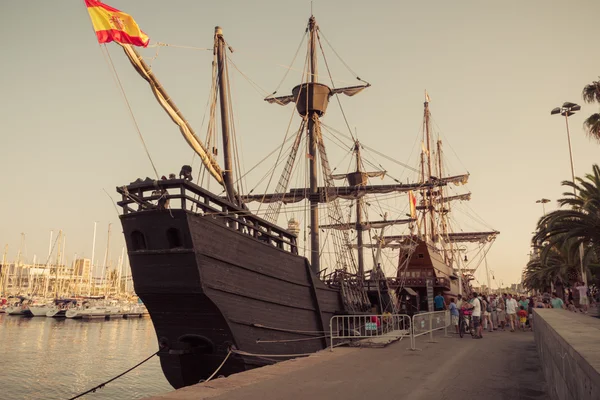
[409,190,417,219]
[85,0,149,47]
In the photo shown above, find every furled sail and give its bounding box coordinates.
[320,218,414,230]
[382,230,499,245]
[433,192,471,204]
[331,171,386,181]
[242,176,468,204]
[120,44,224,185]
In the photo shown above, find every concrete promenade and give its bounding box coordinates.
[148,329,547,400]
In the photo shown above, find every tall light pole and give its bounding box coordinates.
[551,102,587,286]
[536,198,550,216]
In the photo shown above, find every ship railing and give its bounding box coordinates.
[410,310,450,350]
[329,314,412,350]
[116,178,298,254]
[388,277,451,289]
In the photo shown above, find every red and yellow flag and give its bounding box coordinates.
[408,191,417,219]
[85,0,149,47]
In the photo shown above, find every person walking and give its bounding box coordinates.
[469,292,483,339]
[482,295,493,332]
[551,292,565,309]
[490,294,498,331]
[574,281,589,314]
[496,294,506,331]
[449,298,459,334]
[506,294,518,332]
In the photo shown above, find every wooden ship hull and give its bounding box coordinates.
[119,181,345,389]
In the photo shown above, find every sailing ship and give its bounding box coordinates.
[102,10,498,389]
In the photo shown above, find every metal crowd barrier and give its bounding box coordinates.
[329,314,412,350]
[410,310,450,350]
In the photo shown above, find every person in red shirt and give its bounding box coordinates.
[517,306,528,331]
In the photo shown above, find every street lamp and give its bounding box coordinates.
[551,102,580,190]
[536,198,550,215]
[551,102,587,286]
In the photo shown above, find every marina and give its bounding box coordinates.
[0,312,170,400]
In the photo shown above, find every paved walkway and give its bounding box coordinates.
[149,329,547,400]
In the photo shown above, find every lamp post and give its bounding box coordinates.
[536,198,550,216]
[551,102,587,286]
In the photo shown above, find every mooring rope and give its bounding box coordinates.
[66,351,158,400]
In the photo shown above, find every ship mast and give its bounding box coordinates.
[354,141,365,278]
[307,16,321,274]
[215,27,237,205]
[423,94,436,242]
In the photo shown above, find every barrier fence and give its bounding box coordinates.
[329,314,412,350]
[329,311,451,351]
[410,310,450,350]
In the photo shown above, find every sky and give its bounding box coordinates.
[1,0,600,288]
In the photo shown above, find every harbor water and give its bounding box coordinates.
[0,313,171,400]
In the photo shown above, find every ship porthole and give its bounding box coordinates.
[131,230,147,250]
[167,228,182,248]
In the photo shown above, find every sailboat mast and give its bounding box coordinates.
[307,16,321,275]
[1,245,7,295]
[215,27,237,205]
[354,141,365,278]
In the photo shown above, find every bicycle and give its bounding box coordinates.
[459,310,475,338]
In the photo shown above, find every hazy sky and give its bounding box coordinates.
[1,0,600,288]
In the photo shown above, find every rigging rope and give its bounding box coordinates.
[102,45,160,179]
[67,351,158,400]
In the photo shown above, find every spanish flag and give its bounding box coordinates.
[85,0,149,47]
[408,191,417,219]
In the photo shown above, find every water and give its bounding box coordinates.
[0,313,172,400]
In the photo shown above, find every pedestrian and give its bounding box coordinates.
[506,293,518,332]
[469,292,483,339]
[518,295,529,313]
[551,292,565,309]
[482,295,493,332]
[456,294,464,309]
[490,294,498,330]
[434,292,446,311]
[496,294,506,331]
[574,281,589,314]
[527,297,534,330]
[517,306,528,331]
[449,298,459,334]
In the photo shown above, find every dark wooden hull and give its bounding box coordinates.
[120,209,343,389]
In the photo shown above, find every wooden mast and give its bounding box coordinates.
[424,95,436,242]
[215,27,237,205]
[307,16,321,275]
[354,141,365,279]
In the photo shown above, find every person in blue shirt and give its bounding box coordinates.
[449,298,459,333]
[434,292,446,311]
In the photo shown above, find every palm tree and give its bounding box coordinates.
[582,78,600,141]
[533,164,600,282]
[523,238,582,293]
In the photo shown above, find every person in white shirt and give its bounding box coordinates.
[505,293,518,332]
[469,292,483,338]
[574,281,589,313]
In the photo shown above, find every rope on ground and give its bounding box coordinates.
[67,351,158,400]
[204,350,232,383]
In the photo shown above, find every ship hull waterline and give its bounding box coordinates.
[121,208,344,389]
